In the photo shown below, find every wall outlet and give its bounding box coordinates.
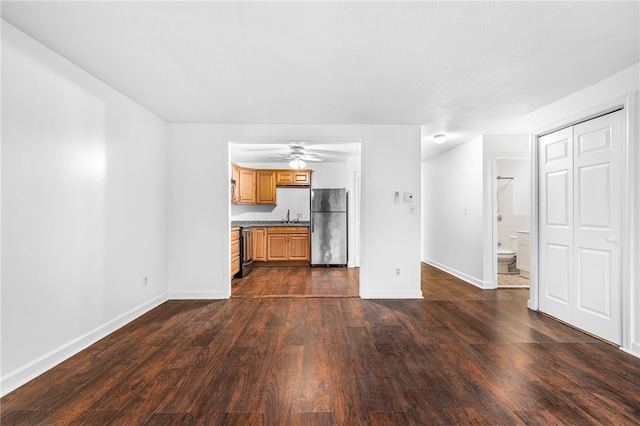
[143,277,148,287]
[395,268,401,276]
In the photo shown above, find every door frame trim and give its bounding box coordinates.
[530,93,637,353]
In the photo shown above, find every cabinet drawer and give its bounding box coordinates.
[267,227,309,234]
[231,256,240,277]
[231,239,240,256]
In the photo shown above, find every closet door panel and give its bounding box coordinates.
[572,112,622,345]
[538,127,573,324]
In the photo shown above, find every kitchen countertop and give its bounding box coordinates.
[231,220,310,228]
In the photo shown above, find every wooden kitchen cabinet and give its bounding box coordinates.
[266,227,309,261]
[231,164,311,205]
[238,168,256,204]
[288,234,309,260]
[276,170,311,187]
[256,170,276,204]
[267,234,289,261]
[253,227,267,262]
[231,228,240,277]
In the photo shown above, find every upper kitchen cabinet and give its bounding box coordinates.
[237,168,256,204]
[256,170,276,204]
[231,163,312,205]
[276,170,312,187]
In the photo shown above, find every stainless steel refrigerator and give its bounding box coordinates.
[310,188,347,266]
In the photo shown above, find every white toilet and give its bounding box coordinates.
[497,235,518,274]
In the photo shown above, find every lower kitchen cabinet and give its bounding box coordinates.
[253,227,267,262]
[288,234,309,260]
[267,234,289,261]
[266,227,309,262]
[231,228,240,277]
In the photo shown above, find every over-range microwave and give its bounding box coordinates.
[230,179,236,203]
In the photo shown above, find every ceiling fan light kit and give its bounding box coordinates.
[289,158,306,169]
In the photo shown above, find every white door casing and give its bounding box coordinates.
[538,111,623,345]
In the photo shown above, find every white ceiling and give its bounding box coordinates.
[2,1,638,159]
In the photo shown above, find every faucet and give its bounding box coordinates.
[287,209,290,223]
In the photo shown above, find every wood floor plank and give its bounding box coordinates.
[3,264,640,425]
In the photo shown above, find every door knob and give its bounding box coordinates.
[607,237,616,243]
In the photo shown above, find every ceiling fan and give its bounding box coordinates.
[269,145,323,169]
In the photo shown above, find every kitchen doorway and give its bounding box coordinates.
[229,141,362,298]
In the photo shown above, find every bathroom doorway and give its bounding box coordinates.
[495,158,530,288]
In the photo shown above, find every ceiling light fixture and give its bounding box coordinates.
[433,134,447,144]
[289,158,306,169]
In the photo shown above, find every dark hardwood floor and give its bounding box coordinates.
[3,264,640,425]
[232,266,359,298]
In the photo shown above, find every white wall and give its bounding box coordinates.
[526,62,639,357]
[310,162,352,188]
[422,137,485,285]
[167,124,421,299]
[1,22,169,395]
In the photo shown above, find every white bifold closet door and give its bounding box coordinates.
[539,110,623,345]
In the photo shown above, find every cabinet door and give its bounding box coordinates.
[267,234,288,260]
[253,228,267,261]
[238,168,256,204]
[289,234,309,260]
[293,171,310,186]
[276,170,311,186]
[276,170,294,185]
[256,171,276,204]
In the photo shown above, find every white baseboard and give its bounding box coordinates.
[422,259,491,289]
[168,291,229,300]
[623,341,640,359]
[0,293,169,398]
[361,290,424,299]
